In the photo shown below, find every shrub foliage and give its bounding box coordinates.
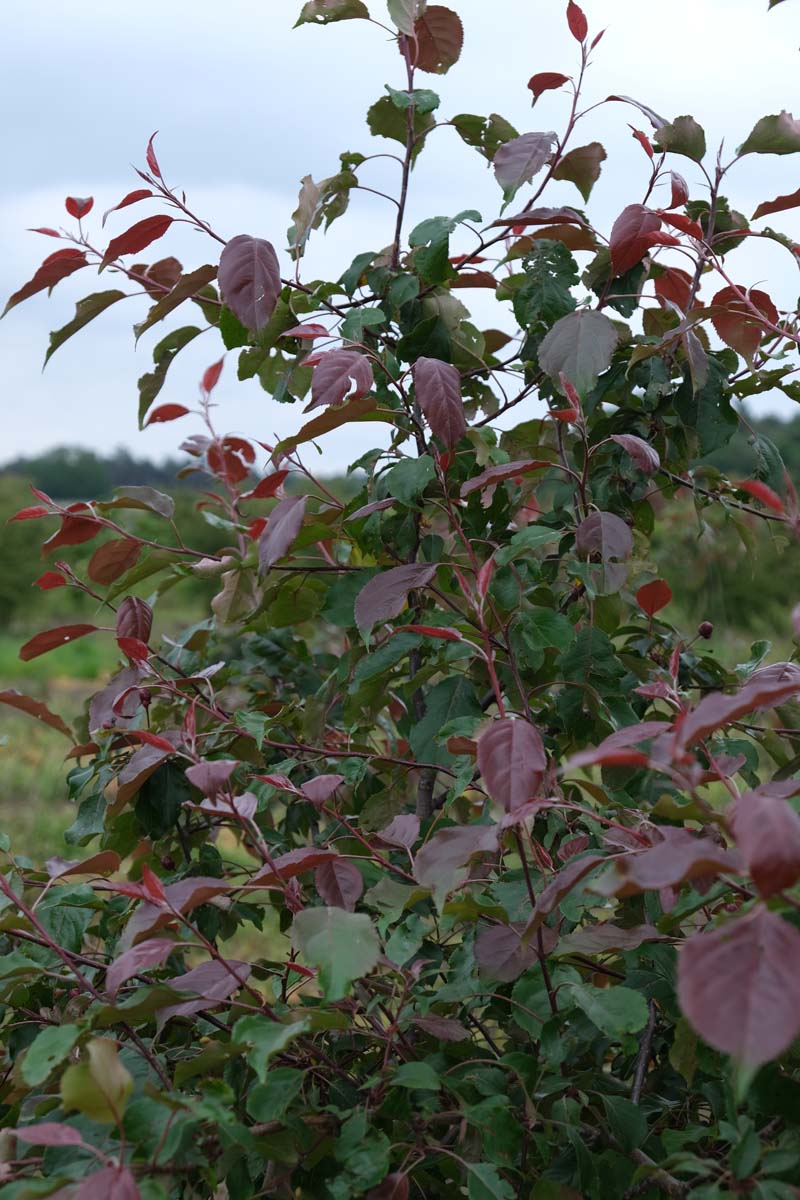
[4,4,800,1197]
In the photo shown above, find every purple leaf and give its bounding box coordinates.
[315,858,364,910]
[493,132,557,200]
[14,1122,85,1147]
[475,922,538,981]
[609,434,660,476]
[413,357,466,448]
[157,959,252,1025]
[731,789,800,898]
[354,562,438,635]
[414,824,499,895]
[74,1167,140,1200]
[376,814,420,849]
[258,495,307,574]
[678,906,800,1069]
[107,938,175,996]
[308,349,374,411]
[186,759,238,797]
[301,774,345,806]
[575,510,633,594]
[218,234,281,333]
[477,717,547,812]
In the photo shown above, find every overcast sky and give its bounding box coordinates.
[2,0,800,473]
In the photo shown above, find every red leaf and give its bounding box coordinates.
[146,131,162,178]
[629,126,654,159]
[100,215,173,269]
[558,372,582,413]
[126,730,177,755]
[711,286,780,360]
[102,189,154,226]
[9,505,49,522]
[367,1174,410,1200]
[354,563,438,634]
[551,407,578,422]
[637,579,673,616]
[308,349,374,411]
[42,514,102,555]
[610,204,662,275]
[668,171,689,208]
[566,0,588,41]
[202,358,224,395]
[407,5,464,73]
[528,72,570,101]
[65,196,93,219]
[476,556,495,600]
[258,495,307,574]
[658,211,704,239]
[34,570,68,590]
[145,403,190,426]
[413,357,466,448]
[753,186,800,221]
[0,688,73,739]
[315,859,364,911]
[477,717,547,813]
[737,478,784,513]
[29,228,62,238]
[3,249,88,316]
[141,863,168,903]
[19,625,98,662]
[88,538,141,586]
[400,624,462,641]
[678,906,800,1069]
[116,597,153,642]
[117,637,150,663]
[732,789,800,897]
[218,234,281,334]
[654,266,693,311]
[242,470,289,501]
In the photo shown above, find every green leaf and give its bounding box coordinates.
[538,308,619,396]
[60,1038,134,1124]
[21,1025,82,1087]
[295,0,369,24]
[219,305,250,349]
[292,907,380,1000]
[466,1162,515,1200]
[36,885,95,953]
[653,115,707,162]
[393,1061,441,1090]
[600,1094,647,1151]
[44,291,126,366]
[409,676,483,766]
[738,111,800,155]
[137,325,202,427]
[383,455,435,504]
[567,983,649,1038]
[135,264,217,339]
[513,241,579,328]
[386,85,440,114]
[340,305,386,343]
[367,95,435,159]
[453,112,519,161]
[232,1016,310,1083]
[246,1068,305,1121]
[386,0,425,34]
[494,525,562,566]
[552,142,607,201]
